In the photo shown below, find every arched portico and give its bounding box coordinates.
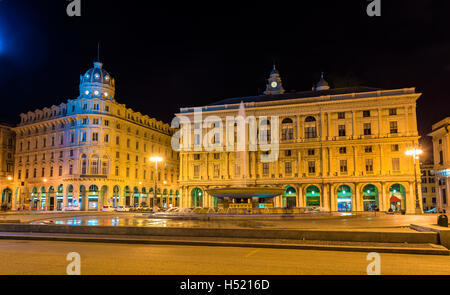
[282,186,297,208]
[191,187,203,207]
[362,184,379,211]
[304,185,320,207]
[389,183,406,212]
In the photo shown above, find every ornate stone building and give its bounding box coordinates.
[420,161,437,211]
[177,69,423,213]
[0,123,15,208]
[10,61,179,211]
[428,117,450,213]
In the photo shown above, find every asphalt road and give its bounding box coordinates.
[0,239,449,275]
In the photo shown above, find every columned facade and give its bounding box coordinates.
[9,61,179,211]
[177,71,422,213]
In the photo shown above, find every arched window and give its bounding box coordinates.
[304,116,317,138]
[281,117,294,140]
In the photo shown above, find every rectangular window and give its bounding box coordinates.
[263,163,269,176]
[363,110,371,117]
[338,112,345,119]
[194,165,200,178]
[439,151,444,165]
[194,134,201,146]
[194,154,200,160]
[235,164,241,176]
[213,153,220,160]
[105,134,109,143]
[364,123,372,135]
[81,132,87,142]
[340,160,347,173]
[116,136,120,145]
[115,166,119,176]
[285,162,292,176]
[214,164,220,178]
[69,165,73,175]
[285,150,292,157]
[365,146,373,153]
[339,147,347,154]
[389,108,397,116]
[390,121,398,134]
[92,133,98,142]
[391,144,399,152]
[392,158,400,171]
[365,159,374,173]
[308,161,315,174]
[308,149,315,156]
[338,125,346,137]
[59,166,63,176]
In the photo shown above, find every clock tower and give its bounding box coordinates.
[264,65,285,95]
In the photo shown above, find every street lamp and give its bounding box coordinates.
[150,156,163,212]
[405,147,423,214]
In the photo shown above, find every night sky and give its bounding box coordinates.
[1,0,449,159]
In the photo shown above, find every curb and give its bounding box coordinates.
[0,234,447,256]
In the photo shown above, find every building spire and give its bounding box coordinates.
[97,42,100,62]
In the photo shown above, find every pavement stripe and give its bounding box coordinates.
[244,249,260,258]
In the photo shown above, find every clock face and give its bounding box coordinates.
[271,81,278,88]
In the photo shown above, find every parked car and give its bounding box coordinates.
[62,206,80,211]
[115,206,130,212]
[101,206,114,212]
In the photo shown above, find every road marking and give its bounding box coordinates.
[244,249,260,258]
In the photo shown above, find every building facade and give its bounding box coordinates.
[0,123,15,209]
[420,161,437,211]
[177,69,423,213]
[428,117,450,213]
[10,61,179,211]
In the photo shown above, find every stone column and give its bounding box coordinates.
[354,183,361,212]
[63,187,68,209]
[323,183,329,211]
[379,183,386,212]
[408,182,415,214]
[329,184,335,212]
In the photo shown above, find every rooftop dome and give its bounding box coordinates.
[79,61,115,100]
[315,72,330,91]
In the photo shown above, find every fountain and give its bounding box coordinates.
[205,101,285,212]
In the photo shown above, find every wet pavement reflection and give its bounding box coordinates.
[29,213,439,229]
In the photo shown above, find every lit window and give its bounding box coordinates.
[105,75,109,80]
[95,73,100,79]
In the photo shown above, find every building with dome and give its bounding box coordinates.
[9,61,179,211]
[177,68,423,213]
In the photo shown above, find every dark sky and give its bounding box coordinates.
[0,0,449,157]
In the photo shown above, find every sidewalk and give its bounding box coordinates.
[0,231,447,255]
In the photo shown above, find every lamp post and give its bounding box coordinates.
[150,156,163,212]
[405,147,423,214]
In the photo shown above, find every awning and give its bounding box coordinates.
[390,196,401,203]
